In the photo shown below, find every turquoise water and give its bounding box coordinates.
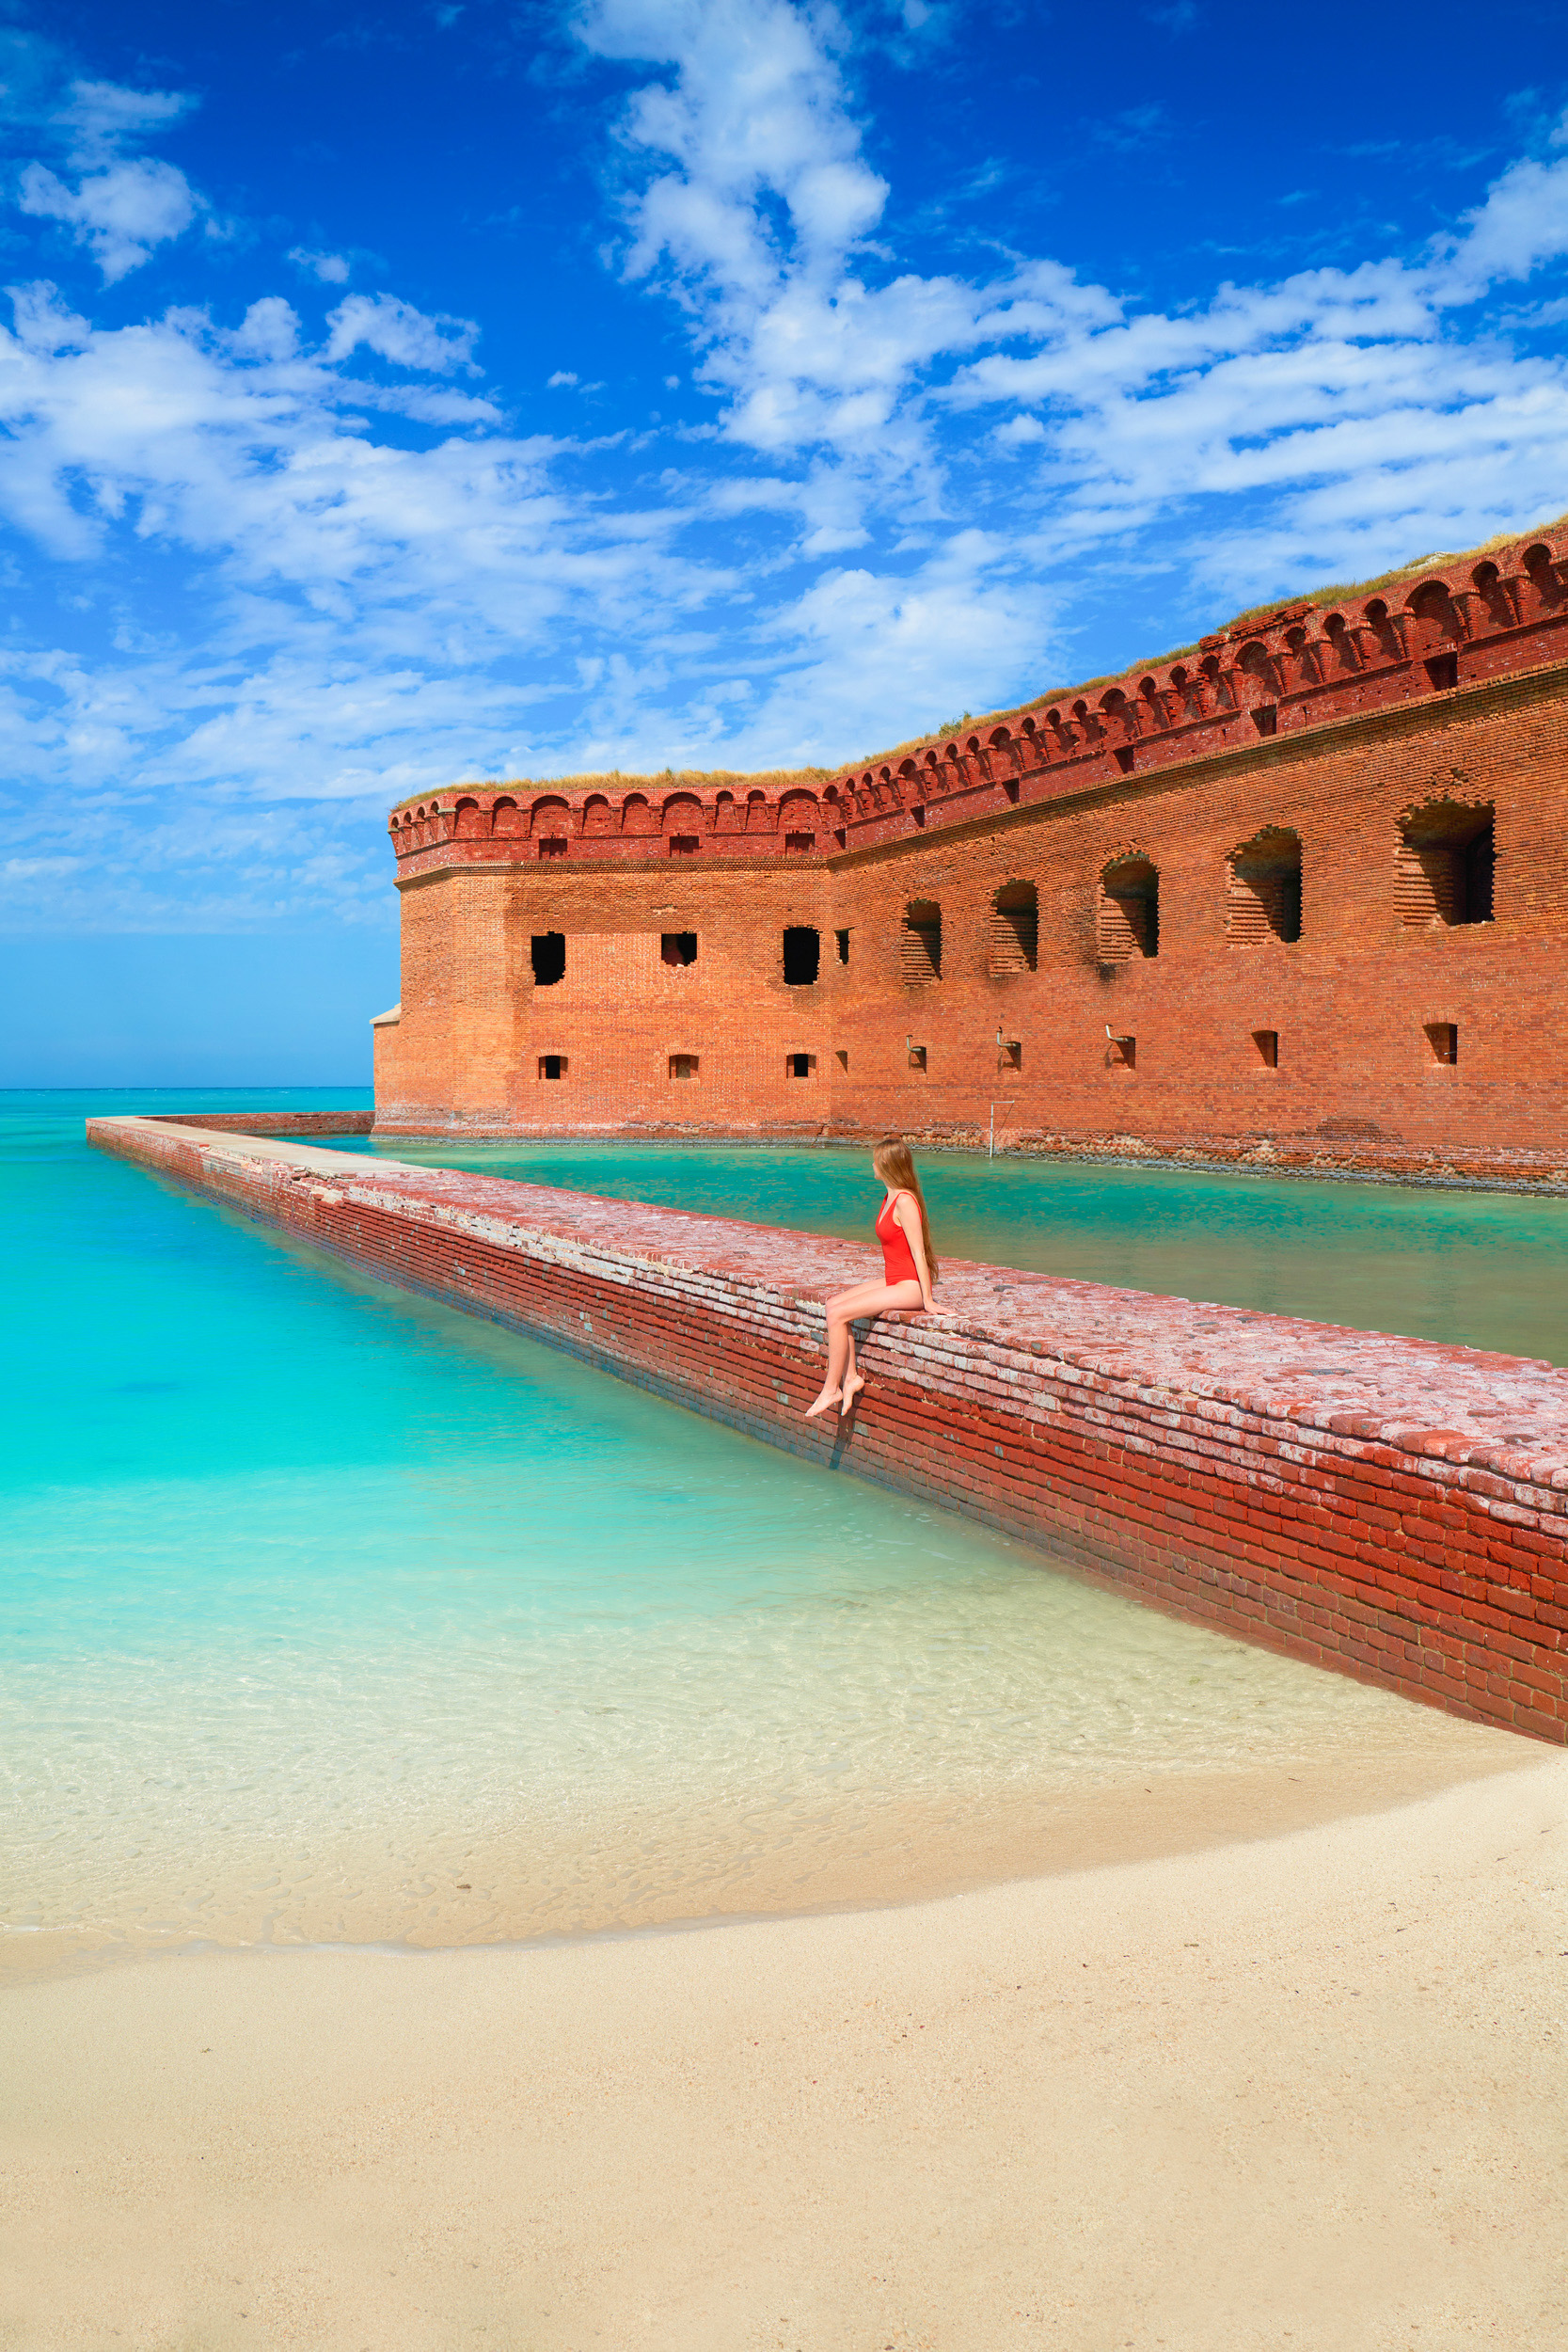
[0,1093,1516,1968]
[348,1134,1568,1364]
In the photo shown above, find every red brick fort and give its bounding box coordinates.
[374,527,1568,1178]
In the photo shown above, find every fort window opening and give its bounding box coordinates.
[835,928,850,964]
[1000,1038,1022,1071]
[1425,1023,1459,1066]
[1097,856,1159,961]
[1397,801,1494,928]
[908,1043,927,1072]
[901,900,942,983]
[783,927,820,986]
[661,931,698,966]
[787,1053,816,1078]
[669,1054,699,1082]
[990,881,1038,975]
[531,932,566,986]
[1227,829,1302,946]
[538,1055,566,1081]
[668,834,699,857]
[1252,1029,1279,1069]
[784,831,815,854]
[539,836,568,859]
[835,1048,849,1073]
[1107,1034,1136,1073]
[1425,652,1459,691]
[1251,706,1278,738]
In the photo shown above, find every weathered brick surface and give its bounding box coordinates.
[374,535,1568,1175]
[88,1114,1568,1745]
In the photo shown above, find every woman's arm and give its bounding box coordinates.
[894,1195,934,1312]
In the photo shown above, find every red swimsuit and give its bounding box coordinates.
[876,1190,921,1288]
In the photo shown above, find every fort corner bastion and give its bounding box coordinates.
[374,528,1568,1179]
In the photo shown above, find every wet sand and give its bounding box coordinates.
[5,1746,1567,2350]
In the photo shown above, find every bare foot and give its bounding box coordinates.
[803,1387,842,1420]
[840,1371,864,1418]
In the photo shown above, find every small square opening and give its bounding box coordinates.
[1112,745,1134,774]
[661,930,698,966]
[538,1054,566,1081]
[1107,1034,1136,1073]
[787,1052,816,1079]
[784,831,815,853]
[1425,652,1459,691]
[908,1044,927,1072]
[835,1048,849,1073]
[1000,1039,1022,1071]
[538,835,568,859]
[835,928,850,964]
[668,834,699,857]
[669,1053,699,1082]
[1425,1022,1459,1066]
[1252,1028,1278,1069]
[783,927,820,986]
[1251,706,1278,738]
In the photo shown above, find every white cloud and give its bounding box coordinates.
[56,76,194,167]
[547,368,579,386]
[323,292,481,374]
[289,247,351,285]
[18,156,202,282]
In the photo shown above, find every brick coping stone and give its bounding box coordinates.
[88,1114,1568,1746]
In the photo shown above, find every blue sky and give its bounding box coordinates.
[4,0,1568,1080]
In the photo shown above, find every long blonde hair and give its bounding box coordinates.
[873,1134,938,1285]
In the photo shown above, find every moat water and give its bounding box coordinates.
[2,1091,1548,1975]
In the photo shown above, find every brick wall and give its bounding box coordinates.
[89,1114,1568,1745]
[373,532,1568,1170]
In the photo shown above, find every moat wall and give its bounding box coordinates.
[89,1114,1568,1746]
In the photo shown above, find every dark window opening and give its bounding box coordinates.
[835,928,850,964]
[1227,831,1301,946]
[784,831,815,853]
[901,900,942,983]
[1251,706,1278,738]
[539,836,568,859]
[1000,1039,1022,1071]
[539,1054,566,1081]
[1113,745,1135,773]
[990,882,1038,975]
[787,1052,816,1078]
[1425,652,1459,691]
[661,931,698,966]
[1425,1023,1459,1066]
[1398,805,1494,928]
[1097,860,1159,961]
[1107,1034,1136,1072]
[835,1048,849,1073]
[783,926,820,986]
[531,932,566,986]
[908,1044,927,1072]
[1252,1029,1278,1069]
[669,1054,699,1081]
[668,834,700,856]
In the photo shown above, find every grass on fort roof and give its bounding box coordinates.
[396,508,1568,812]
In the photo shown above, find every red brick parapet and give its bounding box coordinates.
[386,531,1568,874]
[88,1114,1568,1746]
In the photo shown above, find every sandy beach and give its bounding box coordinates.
[5,1749,1566,2351]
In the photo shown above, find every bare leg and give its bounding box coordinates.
[840,1325,863,1416]
[804,1308,852,1418]
[804,1280,921,1419]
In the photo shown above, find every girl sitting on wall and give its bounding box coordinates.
[805,1134,938,1421]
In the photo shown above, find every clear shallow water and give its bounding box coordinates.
[0,1092,1521,1968]
[351,1133,1568,1364]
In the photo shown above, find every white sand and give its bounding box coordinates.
[5,1756,1568,2350]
